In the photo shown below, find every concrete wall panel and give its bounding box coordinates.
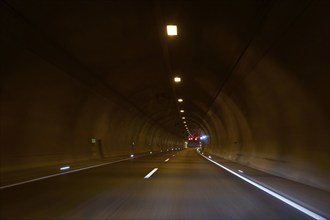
[204,1,330,191]
[0,42,181,176]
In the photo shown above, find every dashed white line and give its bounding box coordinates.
[165,158,170,162]
[144,168,158,179]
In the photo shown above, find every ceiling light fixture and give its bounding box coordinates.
[174,77,181,83]
[167,25,177,36]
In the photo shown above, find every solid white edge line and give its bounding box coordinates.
[165,158,170,162]
[197,151,326,220]
[144,168,158,179]
[0,155,147,190]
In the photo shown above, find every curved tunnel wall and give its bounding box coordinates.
[203,1,330,191]
[1,0,329,193]
[0,40,182,175]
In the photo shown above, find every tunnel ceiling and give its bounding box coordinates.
[3,0,273,137]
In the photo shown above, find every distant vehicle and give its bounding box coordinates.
[187,140,200,148]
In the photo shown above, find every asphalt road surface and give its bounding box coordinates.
[0,148,312,220]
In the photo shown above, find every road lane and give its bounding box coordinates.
[0,149,312,219]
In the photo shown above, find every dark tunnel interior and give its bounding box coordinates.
[0,0,329,218]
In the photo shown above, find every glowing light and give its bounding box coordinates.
[174,77,181,83]
[60,166,70,171]
[208,156,212,159]
[183,121,186,124]
[130,154,134,158]
[166,25,177,36]
[144,168,158,179]
[178,98,183,102]
[182,117,185,119]
[150,152,152,154]
[200,135,208,140]
[180,110,184,113]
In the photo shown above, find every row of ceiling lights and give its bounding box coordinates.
[167,25,191,136]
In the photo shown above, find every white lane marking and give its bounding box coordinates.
[197,151,326,220]
[0,155,146,190]
[144,168,158,179]
[165,158,170,162]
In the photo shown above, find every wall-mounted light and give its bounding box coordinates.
[180,110,184,113]
[167,25,177,36]
[178,99,183,102]
[182,117,185,119]
[60,166,70,171]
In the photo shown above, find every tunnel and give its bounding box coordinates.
[0,0,329,219]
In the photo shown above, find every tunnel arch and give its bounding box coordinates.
[0,0,329,191]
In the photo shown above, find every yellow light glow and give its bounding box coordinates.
[167,25,177,36]
[183,121,186,124]
[180,110,184,113]
[178,99,183,102]
[182,117,185,119]
[174,77,181,83]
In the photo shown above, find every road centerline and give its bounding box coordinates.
[144,168,158,179]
